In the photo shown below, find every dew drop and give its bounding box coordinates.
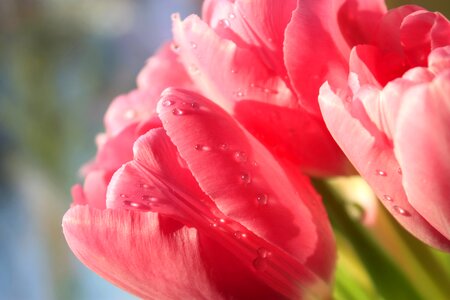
[120,194,129,199]
[376,169,387,176]
[171,43,180,52]
[124,201,150,211]
[124,109,136,120]
[172,108,185,116]
[252,257,268,271]
[218,143,229,151]
[240,173,251,184]
[257,247,271,258]
[228,12,236,19]
[195,144,211,151]
[382,195,393,202]
[256,193,268,205]
[231,69,237,74]
[190,102,200,109]
[219,18,230,28]
[162,99,175,107]
[263,88,278,94]
[234,231,247,239]
[171,13,179,21]
[397,168,403,175]
[233,151,248,162]
[140,183,150,189]
[141,195,159,202]
[189,65,199,74]
[210,222,218,228]
[393,205,410,216]
[235,90,244,98]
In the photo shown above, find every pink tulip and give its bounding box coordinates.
[168,0,353,176]
[315,3,450,251]
[64,87,336,299]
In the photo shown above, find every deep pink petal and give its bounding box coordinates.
[106,116,332,298]
[157,89,336,289]
[284,0,350,114]
[349,45,383,87]
[62,206,224,299]
[82,170,110,209]
[337,0,387,46]
[400,10,450,68]
[234,100,351,176]
[319,81,450,251]
[172,14,296,111]
[395,72,450,240]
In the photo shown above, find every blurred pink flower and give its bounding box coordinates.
[317,4,450,251]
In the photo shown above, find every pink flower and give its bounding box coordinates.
[315,3,450,251]
[64,48,336,298]
[166,0,354,176]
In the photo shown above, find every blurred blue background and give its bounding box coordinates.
[0,1,448,299]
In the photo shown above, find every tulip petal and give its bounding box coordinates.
[172,14,296,111]
[62,206,225,300]
[107,115,332,298]
[203,0,297,78]
[395,72,450,240]
[319,81,450,251]
[284,0,349,114]
[157,88,338,268]
[136,42,195,92]
[429,46,450,74]
[234,100,351,176]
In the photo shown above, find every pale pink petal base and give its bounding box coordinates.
[62,206,224,300]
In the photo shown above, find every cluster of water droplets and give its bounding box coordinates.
[120,182,163,212]
[376,167,410,216]
[161,99,201,117]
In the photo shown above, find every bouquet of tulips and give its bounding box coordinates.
[63,0,450,299]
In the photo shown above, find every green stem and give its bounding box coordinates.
[313,179,423,300]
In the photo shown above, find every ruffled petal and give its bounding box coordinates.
[136,42,195,92]
[395,72,450,240]
[157,88,319,261]
[203,0,297,78]
[429,46,450,74]
[319,81,450,251]
[62,206,224,300]
[234,100,351,176]
[172,14,296,111]
[284,0,350,114]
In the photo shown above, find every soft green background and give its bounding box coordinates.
[0,1,448,299]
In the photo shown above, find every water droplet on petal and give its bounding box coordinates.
[140,183,150,189]
[231,69,237,74]
[376,169,387,176]
[195,144,211,151]
[124,201,151,211]
[171,13,179,21]
[120,194,129,198]
[219,18,230,28]
[190,42,197,49]
[234,151,248,162]
[252,257,268,271]
[234,231,247,239]
[257,247,271,258]
[240,173,251,184]
[397,168,403,175]
[228,12,236,19]
[124,109,136,120]
[162,99,175,107]
[172,108,185,116]
[190,102,200,109]
[219,218,226,224]
[256,193,268,205]
[210,222,218,228]
[383,195,393,202]
[393,205,410,216]
[218,143,229,151]
[171,43,180,52]
[234,90,244,98]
